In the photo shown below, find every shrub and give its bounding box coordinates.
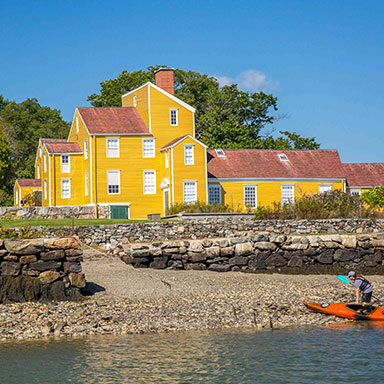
[361,186,384,209]
[166,201,235,215]
[254,190,380,220]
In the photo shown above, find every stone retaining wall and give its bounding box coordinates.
[120,233,384,275]
[0,237,86,303]
[0,206,99,219]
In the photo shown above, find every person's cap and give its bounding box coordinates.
[348,271,355,277]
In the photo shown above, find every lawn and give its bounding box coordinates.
[0,218,154,228]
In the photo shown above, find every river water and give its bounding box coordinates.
[1,323,384,383]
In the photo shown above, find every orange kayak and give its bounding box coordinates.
[304,302,384,321]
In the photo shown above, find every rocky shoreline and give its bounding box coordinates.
[1,250,384,341]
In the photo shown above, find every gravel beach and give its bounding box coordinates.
[1,249,384,340]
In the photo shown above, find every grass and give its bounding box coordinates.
[0,218,159,228]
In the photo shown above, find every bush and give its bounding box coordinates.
[254,190,380,220]
[361,186,384,209]
[166,201,235,215]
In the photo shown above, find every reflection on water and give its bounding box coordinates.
[0,323,384,383]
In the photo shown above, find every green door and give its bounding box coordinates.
[110,205,129,219]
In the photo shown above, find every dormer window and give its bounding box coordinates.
[215,149,226,157]
[278,153,289,161]
[170,109,178,126]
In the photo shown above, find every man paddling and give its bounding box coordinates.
[347,271,373,305]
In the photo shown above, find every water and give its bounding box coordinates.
[1,323,384,383]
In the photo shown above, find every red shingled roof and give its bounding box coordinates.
[17,179,42,187]
[44,142,82,154]
[78,107,149,135]
[207,149,345,179]
[40,139,67,144]
[343,163,384,187]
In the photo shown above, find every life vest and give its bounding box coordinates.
[356,275,372,292]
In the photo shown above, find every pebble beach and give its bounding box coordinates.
[1,249,384,341]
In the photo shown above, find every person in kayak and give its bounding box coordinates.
[347,271,373,305]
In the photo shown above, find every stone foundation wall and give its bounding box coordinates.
[0,206,99,219]
[0,237,86,303]
[121,233,384,275]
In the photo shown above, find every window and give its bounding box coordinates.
[143,170,156,194]
[165,150,169,168]
[107,138,119,158]
[84,172,89,196]
[44,153,47,172]
[37,164,40,179]
[183,181,197,204]
[184,145,194,165]
[208,185,221,205]
[244,185,257,208]
[61,155,70,173]
[107,170,120,194]
[133,95,137,107]
[142,138,155,158]
[281,185,294,205]
[350,188,361,196]
[76,115,79,133]
[61,179,71,199]
[215,149,226,157]
[44,180,47,199]
[319,184,332,194]
[278,154,289,161]
[84,139,88,160]
[170,109,178,126]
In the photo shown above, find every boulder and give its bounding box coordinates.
[63,262,82,274]
[189,252,207,263]
[208,264,231,272]
[288,255,303,268]
[229,256,249,266]
[265,254,286,267]
[44,237,81,249]
[205,247,220,258]
[317,250,333,264]
[29,261,62,271]
[189,241,204,253]
[340,236,357,248]
[149,256,168,269]
[19,255,37,264]
[334,249,356,262]
[235,242,253,256]
[255,242,277,251]
[40,250,65,261]
[220,247,233,257]
[1,261,21,276]
[39,271,60,285]
[4,239,44,255]
[68,273,86,288]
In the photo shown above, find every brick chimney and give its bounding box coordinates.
[154,68,174,95]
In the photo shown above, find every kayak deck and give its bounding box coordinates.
[304,302,384,321]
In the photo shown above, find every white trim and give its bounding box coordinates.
[347,185,376,189]
[184,144,194,165]
[165,149,169,168]
[37,163,40,179]
[44,179,47,201]
[106,137,120,158]
[90,136,93,204]
[133,94,137,107]
[148,85,152,133]
[107,170,121,195]
[48,155,51,207]
[122,82,196,113]
[160,134,207,151]
[84,171,89,196]
[61,154,70,173]
[143,170,156,195]
[170,108,178,126]
[319,184,332,194]
[171,148,175,206]
[163,188,170,217]
[193,112,195,137]
[243,184,257,209]
[97,202,131,206]
[208,177,346,183]
[91,132,152,137]
[61,178,71,199]
[183,180,198,204]
[205,149,208,203]
[142,138,156,158]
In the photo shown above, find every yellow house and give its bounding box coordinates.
[207,149,346,210]
[14,179,42,207]
[15,67,383,218]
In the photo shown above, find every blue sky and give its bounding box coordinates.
[1,0,383,162]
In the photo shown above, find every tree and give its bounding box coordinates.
[361,186,384,209]
[0,97,69,191]
[0,128,11,198]
[88,66,320,149]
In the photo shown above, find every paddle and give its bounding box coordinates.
[336,275,381,303]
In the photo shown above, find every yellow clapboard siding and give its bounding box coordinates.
[216,180,345,211]
[121,86,149,128]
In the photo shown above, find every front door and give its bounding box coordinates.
[163,189,170,216]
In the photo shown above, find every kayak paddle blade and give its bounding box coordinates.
[337,275,350,284]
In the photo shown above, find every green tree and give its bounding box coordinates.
[0,97,69,189]
[361,186,384,209]
[88,66,320,150]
